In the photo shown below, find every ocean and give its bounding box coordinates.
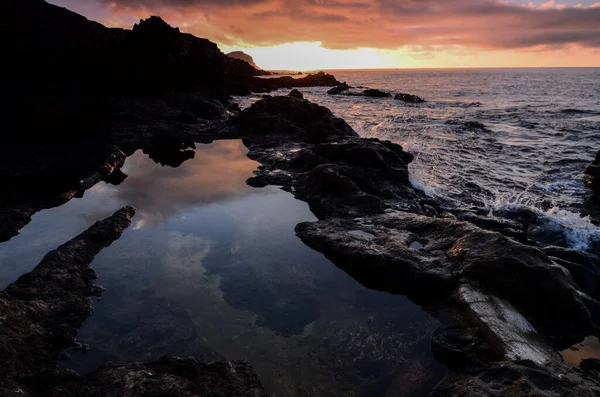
[240,68,600,250]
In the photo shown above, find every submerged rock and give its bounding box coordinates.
[394,93,426,103]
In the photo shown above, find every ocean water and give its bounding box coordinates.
[0,140,444,397]
[240,68,600,252]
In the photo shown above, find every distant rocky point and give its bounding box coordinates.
[227,51,262,70]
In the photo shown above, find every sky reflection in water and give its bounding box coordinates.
[0,140,444,397]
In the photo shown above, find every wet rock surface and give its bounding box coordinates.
[295,210,598,346]
[228,96,434,218]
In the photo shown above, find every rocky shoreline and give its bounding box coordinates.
[2,1,600,396]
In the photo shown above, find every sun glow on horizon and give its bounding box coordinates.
[221,41,600,71]
[220,42,408,71]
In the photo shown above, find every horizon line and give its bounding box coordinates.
[273,66,600,72]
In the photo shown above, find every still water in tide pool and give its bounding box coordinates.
[0,140,445,397]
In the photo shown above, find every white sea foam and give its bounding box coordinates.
[545,207,600,251]
[409,174,437,198]
[490,200,600,252]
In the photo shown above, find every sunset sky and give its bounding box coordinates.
[49,0,600,70]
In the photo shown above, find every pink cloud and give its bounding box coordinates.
[53,0,600,50]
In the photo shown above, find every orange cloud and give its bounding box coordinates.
[49,0,600,67]
[79,0,600,50]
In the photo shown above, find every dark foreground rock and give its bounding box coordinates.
[24,357,266,397]
[296,210,600,395]
[394,93,426,103]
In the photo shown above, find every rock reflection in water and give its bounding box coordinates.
[83,139,263,228]
[0,140,445,397]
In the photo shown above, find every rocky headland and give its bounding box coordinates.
[2,0,600,396]
[226,51,268,74]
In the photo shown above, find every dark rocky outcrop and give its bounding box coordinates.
[0,146,127,242]
[363,89,392,98]
[394,93,426,103]
[24,358,266,397]
[327,82,351,95]
[233,96,356,143]
[226,96,434,218]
